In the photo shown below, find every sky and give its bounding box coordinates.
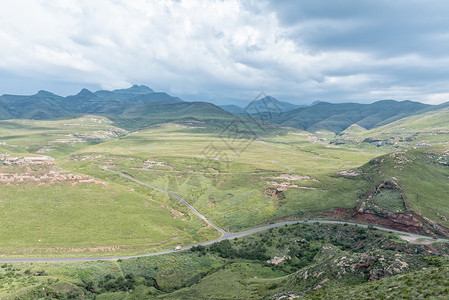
[1,0,449,106]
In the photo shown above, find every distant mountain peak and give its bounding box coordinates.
[77,88,95,95]
[248,95,303,113]
[114,85,154,94]
[74,88,98,98]
[35,90,59,97]
[256,95,280,104]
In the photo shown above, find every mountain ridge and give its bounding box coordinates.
[270,99,431,133]
[0,85,442,133]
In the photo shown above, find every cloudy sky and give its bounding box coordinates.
[1,0,449,105]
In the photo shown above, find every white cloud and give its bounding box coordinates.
[0,0,449,104]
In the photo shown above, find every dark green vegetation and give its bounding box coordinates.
[270,100,431,133]
[220,95,305,115]
[1,87,444,134]
[1,223,448,299]
[0,85,235,131]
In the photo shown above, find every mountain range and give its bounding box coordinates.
[0,85,231,130]
[270,100,434,133]
[0,85,446,133]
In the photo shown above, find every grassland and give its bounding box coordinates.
[0,116,127,157]
[71,123,386,231]
[0,117,219,257]
[0,112,447,257]
[311,264,449,299]
[0,182,217,257]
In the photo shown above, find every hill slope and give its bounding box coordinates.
[334,103,449,148]
[0,91,69,119]
[270,100,430,133]
[220,96,305,115]
[336,146,449,236]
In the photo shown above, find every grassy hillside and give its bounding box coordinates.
[0,116,127,157]
[72,123,385,232]
[1,87,439,136]
[0,115,388,256]
[312,263,449,299]
[0,174,217,257]
[271,100,430,133]
[0,91,69,120]
[0,117,220,257]
[352,146,449,231]
[335,104,449,149]
[111,101,236,131]
[219,104,245,114]
[0,105,13,119]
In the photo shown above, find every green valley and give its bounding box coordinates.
[0,85,448,299]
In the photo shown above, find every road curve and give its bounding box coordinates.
[0,220,447,263]
[0,170,447,263]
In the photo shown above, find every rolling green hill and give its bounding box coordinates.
[353,146,449,232]
[0,86,441,136]
[219,104,245,114]
[220,96,305,115]
[270,100,430,133]
[334,104,449,148]
[0,91,69,120]
[112,101,236,131]
[0,105,13,119]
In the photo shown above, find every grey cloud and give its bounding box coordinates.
[1,0,449,105]
[267,0,449,57]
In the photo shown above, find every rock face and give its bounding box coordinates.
[267,256,291,266]
[354,203,449,237]
[0,156,54,166]
[265,174,319,191]
[0,155,106,186]
[352,180,449,237]
[286,245,426,295]
[338,169,360,177]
